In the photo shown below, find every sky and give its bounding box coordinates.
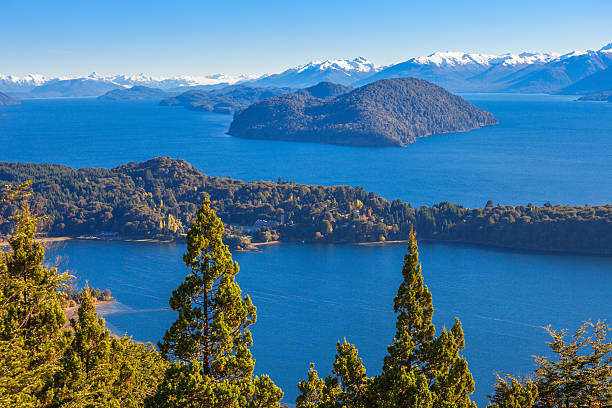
[2,0,612,77]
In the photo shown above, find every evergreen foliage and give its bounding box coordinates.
[228,78,498,147]
[150,198,283,407]
[1,183,610,407]
[534,321,612,407]
[487,375,538,408]
[1,158,610,255]
[297,228,477,407]
[0,184,165,407]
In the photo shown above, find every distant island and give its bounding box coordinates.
[228,78,498,147]
[98,85,174,100]
[1,157,610,255]
[578,91,612,102]
[0,91,20,105]
[160,85,291,114]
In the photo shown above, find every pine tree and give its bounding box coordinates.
[374,227,476,408]
[53,289,167,407]
[0,184,166,407]
[383,227,435,372]
[296,363,343,408]
[52,289,113,406]
[1,207,69,345]
[534,321,612,407]
[0,204,71,407]
[487,374,538,408]
[331,339,370,407]
[150,198,283,407]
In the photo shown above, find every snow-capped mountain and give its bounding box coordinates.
[243,57,380,88]
[363,43,612,93]
[0,72,252,97]
[107,73,253,89]
[361,51,560,91]
[2,42,611,97]
[0,74,47,92]
[409,51,559,67]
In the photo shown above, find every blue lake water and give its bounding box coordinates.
[1,95,611,207]
[1,95,612,404]
[55,239,612,406]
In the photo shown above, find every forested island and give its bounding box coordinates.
[160,85,291,114]
[97,85,174,100]
[1,157,610,255]
[228,78,498,147]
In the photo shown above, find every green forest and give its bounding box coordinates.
[1,183,610,407]
[1,157,611,255]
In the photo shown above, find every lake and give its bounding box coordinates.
[1,94,611,207]
[1,94,611,405]
[55,239,612,406]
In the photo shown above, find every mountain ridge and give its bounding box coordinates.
[3,42,611,96]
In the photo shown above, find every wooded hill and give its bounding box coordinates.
[0,157,610,255]
[228,78,498,147]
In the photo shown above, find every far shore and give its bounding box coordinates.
[2,235,608,257]
[0,236,73,248]
[251,240,281,247]
[355,240,409,246]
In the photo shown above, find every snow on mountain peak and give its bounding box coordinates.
[600,42,612,52]
[410,51,558,67]
[296,57,379,74]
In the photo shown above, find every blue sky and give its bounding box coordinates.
[2,0,611,76]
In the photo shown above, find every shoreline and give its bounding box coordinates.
[2,235,609,257]
[251,240,281,247]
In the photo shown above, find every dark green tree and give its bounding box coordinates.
[0,203,71,407]
[150,198,282,407]
[373,227,476,408]
[52,288,166,407]
[383,227,435,372]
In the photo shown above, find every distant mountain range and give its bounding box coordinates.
[362,44,612,93]
[228,78,497,147]
[244,57,380,88]
[2,42,611,97]
[0,72,252,98]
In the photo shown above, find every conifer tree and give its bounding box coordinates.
[52,288,167,407]
[0,203,71,406]
[487,374,538,408]
[150,198,283,407]
[296,340,370,408]
[52,289,113,405]
[534,321,612,407]
[296,363,343,408]
[0,184,165,407]
[383,227,435,372]
[374,227,476,408]
[332,339,370,407]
